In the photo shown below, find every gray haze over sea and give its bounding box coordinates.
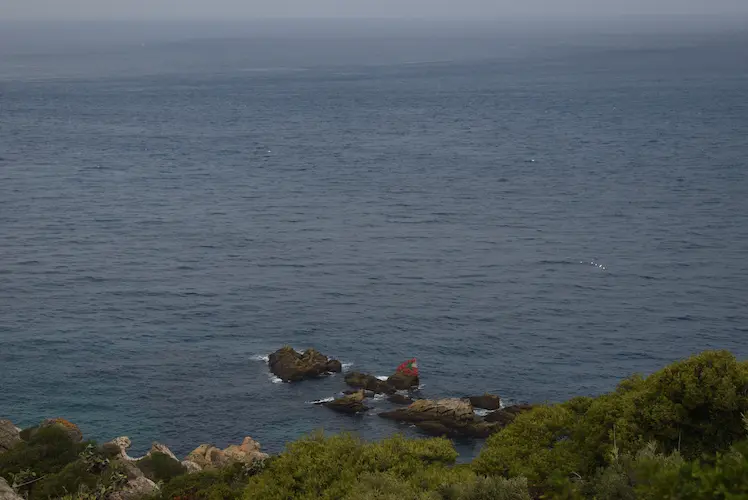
[1,20,747,458]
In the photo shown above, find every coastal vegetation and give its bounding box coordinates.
[1,350,747,499]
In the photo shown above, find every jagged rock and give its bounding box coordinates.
[148,442,178,462]
[0,420,21,454]
[103,437,142,461]
[181,460,202,473]
[324,390,369,414]
[379,398,502,438]
[186,437,268,470]
[224,437,269,464]
[0,477,24,500]
[344,372,396,394]
[379,398,475,424]
[111,458,145,480]
[186,444,230,469]
[39,418,83,442]
[387,371,419,391]
[484,404,534,425]
[388,394,414,405]
[413,421,452,436]
[134,442,186,481]
[326,359,343,373]
[268,346,342,382]
[468,394,501,410]
[107,476,159,500]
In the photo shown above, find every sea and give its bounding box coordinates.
[1,19,747,459]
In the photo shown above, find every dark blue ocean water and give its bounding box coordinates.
[2,24,748,458]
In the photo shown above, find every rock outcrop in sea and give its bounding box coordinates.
[379,398,502,438]
[323,390,369,414]
[467,394,501,410]
[343,370,419,394]
[268,346,342,382]
[344,372,397,394]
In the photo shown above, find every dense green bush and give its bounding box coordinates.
[473,351,748,497]
[577,350,748,463]
[242,433,490,500]
[0,426,88,479]
[30,459,99,499]
[438,476,532,500]
[472,405,582,496]
[0,428,133,500]
[155,462,260,500]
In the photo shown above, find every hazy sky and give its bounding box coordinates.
[3,0,748,21]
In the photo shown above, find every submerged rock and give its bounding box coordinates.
[387,371,419,391]
[268,346,342,382]
[379,398,502,438]
[468,394,501,410]
[0,420,21,454]
[388,394,415,405]
[324,390,369,414]
[484,404,535,425]
[344,372,396,394]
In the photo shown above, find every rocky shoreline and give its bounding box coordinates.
[0,417,268,500]
[1,346,533,499]
[3,350,747,500]
[266,346,534,439]
[0,346,533,499]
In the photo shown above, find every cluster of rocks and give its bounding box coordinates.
[266,347,534,439]
[0,418,267,500]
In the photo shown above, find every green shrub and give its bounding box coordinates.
[243,433,462,500]
[0,426,89,480]
[472,405,581,495]
[344,472,435,500]
[137,451,187,483]
[156,462,261,500]
[30,459,99,499]
[473,351,748,497]
[634,440,748,500]
[438,476,532,500]
[580,351,748,464]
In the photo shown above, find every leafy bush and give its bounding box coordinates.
[243,433,473,500]
[472,405,582,495]
[137,451,187,483]
[156,462,259,500]
[473,351,748,497]
[0,425,89,480]
[577,351,748,464]
[438,476,532,500]
[31,459,99,499]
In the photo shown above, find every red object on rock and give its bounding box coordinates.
[396,358,419,377]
